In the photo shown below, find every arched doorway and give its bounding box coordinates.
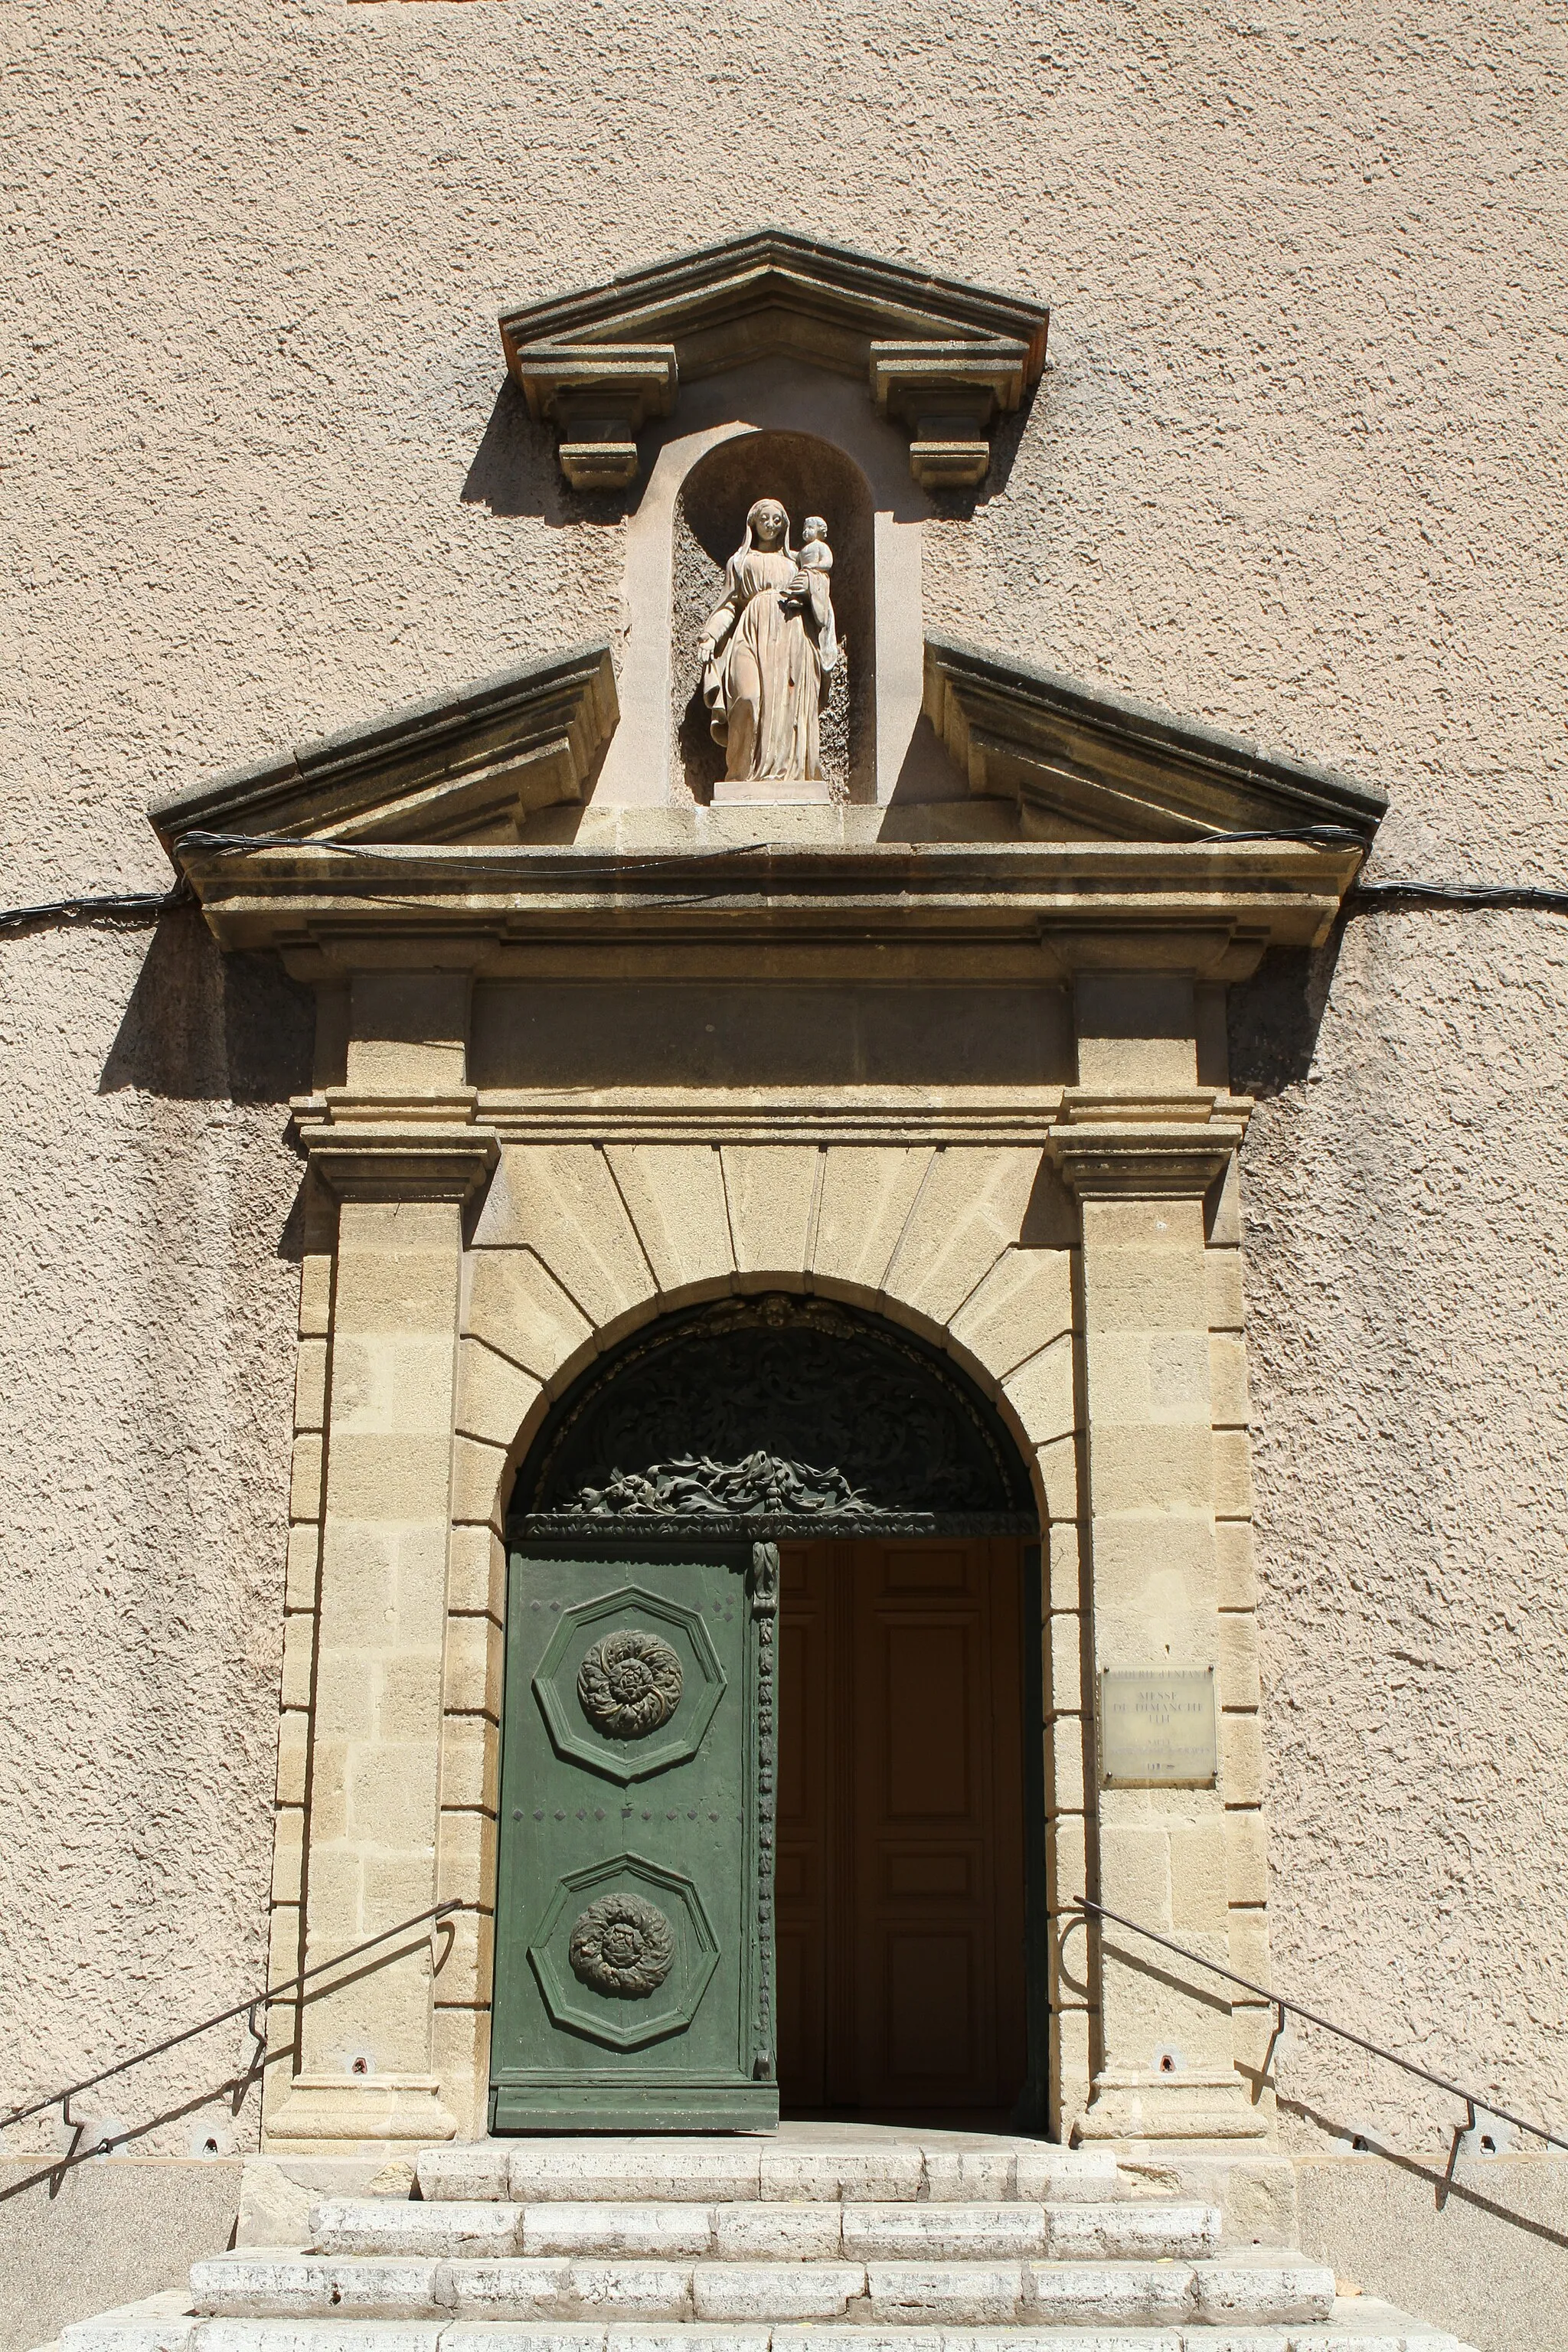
[490,1292,1043,2135]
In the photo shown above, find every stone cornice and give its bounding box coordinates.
[293,1089,499,1203]
[166,835,1365,977]
[149,644,619,854]
[499,228,1047,492]
[924,631,1387,846]
[1048,1087,1253,1197]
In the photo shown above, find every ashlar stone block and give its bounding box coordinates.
[466,1249,593,1386]
[474,1144,656,1338]
[948,1243,1073,1380]
[720,1144,818,1279]
[605,1145,737,1299]
[811,1146,933,1295]
[1002,1331,1075,1447]
[883,1147,1040,1328]
[456,1334,545,1447]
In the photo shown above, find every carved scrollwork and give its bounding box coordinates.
[563,1450,878,1521]
[568,1893,675,1996]
[577,1628,684,1739]
[518,1293,1031,1527]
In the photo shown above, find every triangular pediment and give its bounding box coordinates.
[149,642,618,856]
[499,229,1049,492]
[923,632,1387,846]
[500,227,1049,381]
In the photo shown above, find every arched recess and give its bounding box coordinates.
[511,1289,1036,1536]
[587,356,950,810]
[488,1289,1048,2133]
[672,433,876,803]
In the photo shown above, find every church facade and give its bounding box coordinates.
[3,13,1565,2352]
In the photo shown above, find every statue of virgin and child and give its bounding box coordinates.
[697,498,841,786]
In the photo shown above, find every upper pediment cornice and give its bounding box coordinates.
[149,635,1381,979]
[498,228,1049,492]
[924,631,1388,846]
[149,642,618,855]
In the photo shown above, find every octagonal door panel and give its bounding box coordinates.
[490,1543,778,2132]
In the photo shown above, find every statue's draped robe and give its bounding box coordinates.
[701,549,835,782]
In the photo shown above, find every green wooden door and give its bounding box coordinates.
[490,1539,779,2132]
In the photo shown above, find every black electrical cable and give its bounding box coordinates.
[5,825,1568,936]
[1348,879,1568,915]
[0,885,184,937]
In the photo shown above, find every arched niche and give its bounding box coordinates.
[589,357,952,815]
[673,433,875,804]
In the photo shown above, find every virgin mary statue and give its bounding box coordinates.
[697,497,840,785]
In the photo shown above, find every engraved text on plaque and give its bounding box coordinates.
[1099,1667,1218,1788]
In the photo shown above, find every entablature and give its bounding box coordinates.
[165,835,1361,983]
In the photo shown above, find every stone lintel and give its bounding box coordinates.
[171,838,1363,966]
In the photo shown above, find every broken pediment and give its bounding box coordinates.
[923,631,1387,845]
[149,640,1380,979]
[500,228,1048,493]
[149,642,618,855]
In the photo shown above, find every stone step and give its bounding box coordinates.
[185,2249,1338,2328]
[309,2197,1220,2264]
[55,2288,1482,2352]
[416,2141,1125,2207]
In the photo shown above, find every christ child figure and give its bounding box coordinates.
[782,514,840,675]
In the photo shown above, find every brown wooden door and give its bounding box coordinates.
[775,1536,1027,2122]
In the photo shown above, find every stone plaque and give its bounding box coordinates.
[1099,1667,1217,1788]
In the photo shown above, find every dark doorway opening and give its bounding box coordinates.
[501,1293,1045,2133]
[776,1535,1028,2128]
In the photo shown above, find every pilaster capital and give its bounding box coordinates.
[1047,1088,1253,1200]
[292,1086,499,1204]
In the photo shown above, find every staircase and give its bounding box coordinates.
[57,2129,1476,2352]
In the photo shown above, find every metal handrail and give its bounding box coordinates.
[1077,1896,1568,2161]
[2,1900,460,2146]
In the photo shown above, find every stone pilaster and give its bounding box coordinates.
[1050,993,1266,2143]
[265,965,498,2149]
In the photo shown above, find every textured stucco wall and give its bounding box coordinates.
[2,0,1566,2170]
[0,913,311,2156]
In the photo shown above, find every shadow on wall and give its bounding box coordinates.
[459,367,1043,528]
[461,380,634,524]
[98,899,314,1107]
[1226,924,1350,1100]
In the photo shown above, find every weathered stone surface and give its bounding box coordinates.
[864,2259,1023,2324]
[509,2141,763,2204]
[690,2262,867,2322]
[603,1147,736,1300]
[840,2204,1044,2261]
[525,2205,716,2259]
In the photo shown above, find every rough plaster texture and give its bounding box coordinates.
[0,913,311,2158]
[1233,913,1568,2151]
[1,0,1566,2260]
